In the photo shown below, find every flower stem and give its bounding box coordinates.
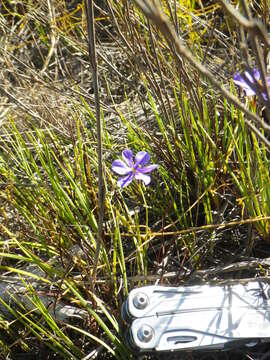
[85,0,105,288]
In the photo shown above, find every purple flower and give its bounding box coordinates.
[233,68,270,99]
[112,149,158,188]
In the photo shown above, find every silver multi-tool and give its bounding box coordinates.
[122,281,270,353]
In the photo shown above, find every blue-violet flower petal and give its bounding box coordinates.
[233,68,270,99]
[122,149,133,167]
[111,159,131,175]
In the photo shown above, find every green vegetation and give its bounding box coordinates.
[0,0,270,358]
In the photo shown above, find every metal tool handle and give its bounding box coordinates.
[122,281,270,352]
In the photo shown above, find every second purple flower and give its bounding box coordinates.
[112,149,158,188]
[233,68,270,100]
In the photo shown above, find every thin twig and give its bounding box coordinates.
[220,0,270,46]
[85,0,105,287]
[133,0,270,148]
[41,0,59,77]
[232,0,270,109]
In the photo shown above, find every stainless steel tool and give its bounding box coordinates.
[122,281,270,352]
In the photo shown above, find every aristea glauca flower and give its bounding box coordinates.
[233,68,270,100]
[112,149,158,188]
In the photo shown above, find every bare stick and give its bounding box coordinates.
[133,0,270,148]
[220,0,270,46]
[85,0,105,286]
[41,0,59,77]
